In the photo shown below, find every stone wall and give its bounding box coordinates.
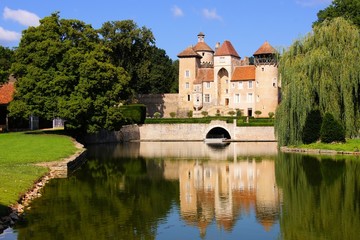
[137,93,180,118]
[83,125,140,144]
[139,122,276,142]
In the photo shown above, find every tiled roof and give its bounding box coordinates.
[193,42,214,52]
[253,41,276,55]
[214,40,240,58]
[231,65,255,81]
[0,81,15,105]
[177,46,202,58]
[194,68,214,84]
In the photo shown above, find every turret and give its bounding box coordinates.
[253,41,279,117]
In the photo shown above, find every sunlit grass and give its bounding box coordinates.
[297,139,360,152]
[0,131,78,215]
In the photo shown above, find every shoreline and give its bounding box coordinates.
[0,139,86,234]
[281,146,360,155]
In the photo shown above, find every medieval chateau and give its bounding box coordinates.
[139,32,280,118]
[177,32,279,118]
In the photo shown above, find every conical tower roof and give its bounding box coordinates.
[253,41,276,55]
[177,46,202,58]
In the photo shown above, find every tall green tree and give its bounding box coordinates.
[275,17,360,146]
[98,20,177,95]
[9,13,130,133]
[314,0,360,28]
[0,46,14,84]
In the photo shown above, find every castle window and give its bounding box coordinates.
[204,94,210,103]
[232,83,235,88]
[187,95,191,101]
[247,93,253,103]
[226,89,228,94]
[206,82,211,88]
[248,81,253,89]
[273,78,277,87]
[234,94,240,103]
[185,82,189,89]
[262,67,264,71]
[185,70,190,78]
[238,82,243,89]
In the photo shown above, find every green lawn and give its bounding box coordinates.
[0,131,78,215]
[297,139,360,152]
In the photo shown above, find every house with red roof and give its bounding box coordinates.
[177,33,279,117]
[0,77,15,131]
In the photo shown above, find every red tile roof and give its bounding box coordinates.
[231,66,255,81]
[194,68,214,84]
[0,81,15,105]
[215,40,240,58]
[177,46,202,58]
[193,42,214,52]
[253,41,276,55]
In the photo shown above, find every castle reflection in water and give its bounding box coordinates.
[137,141,282,236]
[110,141,282,237]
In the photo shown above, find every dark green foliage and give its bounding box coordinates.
[254,110,262,117]
[119,104,146,124]
[9,13,130,133]
[302,110,322,144]
[320,113,345,143]
[0,46,14,84]
[314,0,360,28]
[98,21,177,95]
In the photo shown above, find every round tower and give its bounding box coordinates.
[253,41,279,118]
[193,32,214,65]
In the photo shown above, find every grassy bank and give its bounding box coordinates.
[296,139,360,152]
[0,131,78,215]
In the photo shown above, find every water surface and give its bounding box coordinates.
[2,142,359,239]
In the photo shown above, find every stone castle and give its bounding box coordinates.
[139,32,280,118]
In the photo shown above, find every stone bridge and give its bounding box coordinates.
[138,120,276,142]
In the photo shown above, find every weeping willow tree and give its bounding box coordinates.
[275,17,360,146]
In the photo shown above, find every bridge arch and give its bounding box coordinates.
[205,127,231,139]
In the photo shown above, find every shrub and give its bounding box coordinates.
[228,110,236,116]
[254,110,262,118]
[268,112,275,119]
[153,112,161,118]
[302,110,322,144]
[215,109,221,117]
[236,109,243,118]
[170,112,176,118]
[320,113,345,143]
[201,111,208,117]
[187,110,193,118]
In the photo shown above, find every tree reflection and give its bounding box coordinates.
[15,154,179,240]
[276,153,360,240]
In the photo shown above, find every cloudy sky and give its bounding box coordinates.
[0,0,332,59]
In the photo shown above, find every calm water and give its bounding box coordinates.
[1,142,360,240]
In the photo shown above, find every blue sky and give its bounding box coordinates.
[0,0,332,60]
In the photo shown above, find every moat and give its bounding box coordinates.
[1,142,359,240]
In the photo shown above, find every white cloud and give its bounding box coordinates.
[3,7,40,27]
[202,8,222,21]
[171,5,184,17]
[295,0,332,7]
[0,26,21,41]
